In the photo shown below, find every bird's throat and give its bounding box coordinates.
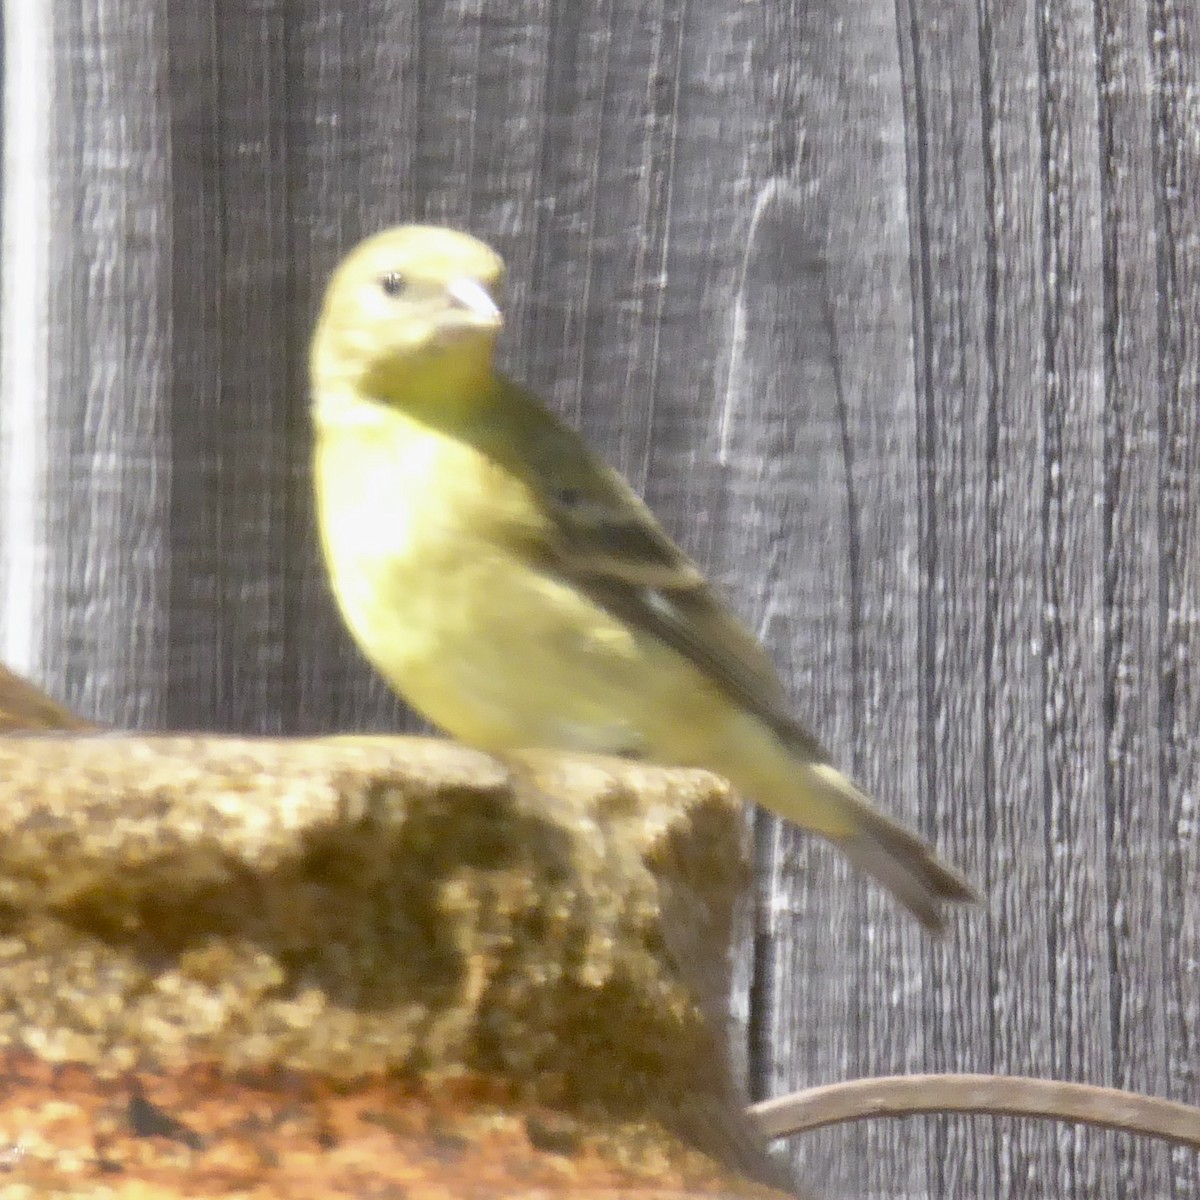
[362,343,499,426]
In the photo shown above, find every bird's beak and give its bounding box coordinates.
[446,277,503,328]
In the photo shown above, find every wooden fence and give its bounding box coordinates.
[1,2,1197,1196]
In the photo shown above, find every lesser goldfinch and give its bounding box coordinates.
[310,225,974,930]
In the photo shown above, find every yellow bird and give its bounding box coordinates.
[310,225,975,930]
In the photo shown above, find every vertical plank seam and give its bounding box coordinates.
[893,4,942,1193]
[976,4,1005,1194]
[1034,0,1063,1118]
[1089,6,1129,1195]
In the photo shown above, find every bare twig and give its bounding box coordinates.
[750,1074,1200,1150]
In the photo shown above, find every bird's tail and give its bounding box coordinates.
[791,760,977,932]
[715,715,977,931]
[807,763,977,930]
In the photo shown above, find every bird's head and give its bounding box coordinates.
[311,224,507,414]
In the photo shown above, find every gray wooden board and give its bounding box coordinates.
[1,1,1197,1196]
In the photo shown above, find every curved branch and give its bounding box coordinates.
[749,1074,1200,1149]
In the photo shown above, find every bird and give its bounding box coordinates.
[309,224,975,931]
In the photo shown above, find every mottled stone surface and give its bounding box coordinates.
[0,734,795,1198]
[0,1052,794,1199]
[0,667,95,732]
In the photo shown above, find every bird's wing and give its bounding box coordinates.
[473,386,827,761]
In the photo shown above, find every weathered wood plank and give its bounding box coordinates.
[164,4,295,732]
[895,1,1000,1195]
[1093,4,1173,1193]
[1038,0,1116,1195]
[1152,4,1200,1200]
[717,6,932,1196]
[7,2,174,728]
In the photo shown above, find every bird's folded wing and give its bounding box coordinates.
[479,389,827,761]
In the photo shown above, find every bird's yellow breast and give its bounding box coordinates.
[313,401,650,753]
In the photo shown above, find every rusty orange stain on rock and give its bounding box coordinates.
[0,1053,788,1198]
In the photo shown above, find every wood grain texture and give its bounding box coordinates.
[1,0,173,728]
[1152,6,1200,1200]
[2,1,1197,1196]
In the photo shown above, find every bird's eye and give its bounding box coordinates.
[379,271,407,298]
